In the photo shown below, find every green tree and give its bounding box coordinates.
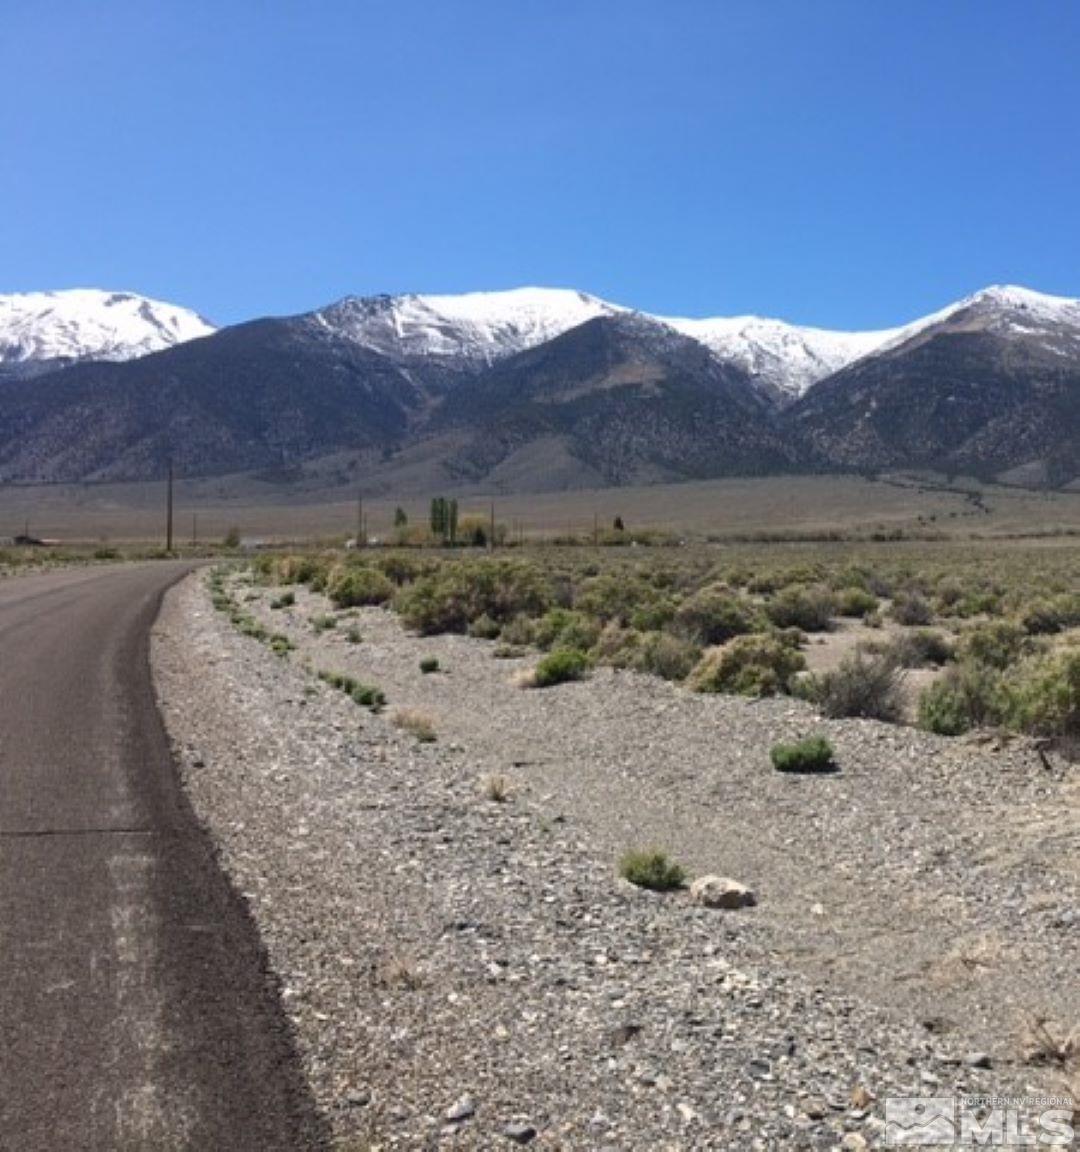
[394,506,408,528]
[430,497,446,539]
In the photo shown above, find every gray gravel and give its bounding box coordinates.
[151,571,1079,1149]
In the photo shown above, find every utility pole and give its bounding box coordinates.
[490,501,496,551]
[192,513,198,547]
[166,458,174,553]
[356,491,364,548]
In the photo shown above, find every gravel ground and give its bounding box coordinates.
[151,571,1079,1149]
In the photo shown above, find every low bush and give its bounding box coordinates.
[835,586,879,618]
[499,614,536,646]
[689,634,806,697]
[959,620,1028,670]
[1006,652,1080,739]
[634,631,701,681]
[530,647,589,688]
[618,849,687,892]
[876,628,953,668]
[764,585,837,632]
[326,565,395,609]
[269,633,294,657]
[468,613,502,640]
[270,590,295,610]
[394,560,553,634]
[352,683,386,710]
[673,586,762,645]
[419,656,440,674]
[1020,595,1080,636]
[311,613,337,633]
[808,651,906,721]
[890,592,934,626]
[917,661,1005,735]
[393,709,437,743]
[533,608,602,652]
[275,554,330,588]
[771,735,836,773]
[575,573,664,626]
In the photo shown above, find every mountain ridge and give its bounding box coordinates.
[1,281,1077,490]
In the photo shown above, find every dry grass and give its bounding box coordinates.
[482,773,510,802]
[392,708,437,743]
[373,951,423,991]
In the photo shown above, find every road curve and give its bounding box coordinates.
[0,563,327,1151]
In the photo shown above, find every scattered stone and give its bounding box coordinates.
[503,1121,537,1144]
[688,875,757,910]
[965,1051,992,1069]
[149,569,1078,1151]
[446,1095,476,1122]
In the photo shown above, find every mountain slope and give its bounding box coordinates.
[0,289,215,380]
[0,316,421,483]
[787,287,1080,486]
[429,312,801,484]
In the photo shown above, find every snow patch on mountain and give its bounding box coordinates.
[315,287,625,366]
[0,289,215,369]
[658,314,903,399]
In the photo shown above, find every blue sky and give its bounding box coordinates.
[3,1,1078,328]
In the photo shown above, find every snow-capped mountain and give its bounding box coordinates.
[658,314,900,401]
[311,287,624,369]
[871,284,1080,358]
[306,284,1080,403]
[0,289,215,377]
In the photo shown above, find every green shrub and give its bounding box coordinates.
[771,736,836,773]
[689,634,806,697]
[1020,595,1080,636]
[629,598,678,632]
[890,592,934,626]
[326,565,395,608]
[809,651,905,721]
[345,626,362,644]
[352,683,386,710]
[468,613,502,640]
[575,573,662,626]
[531,648,589,687]
[618,849,687,892]
[634,632,701,681]
[765,585,837,632]
[269,633,295,657]
[917,661,1005,735]
[419,656,440,674]
[270,590,296,610]
[394,560,552,634]
[673,586,762,645]
[835,587,879,617]
[500,615,536,646]
[275,554,330,587]
[959,621,1028,670]
[879,628,954,668]
[590,623,642,669]
[533,608,601,652]
[311,613,337,633]
[1006,652,1080,738]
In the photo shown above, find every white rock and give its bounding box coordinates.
[689,875,757,910]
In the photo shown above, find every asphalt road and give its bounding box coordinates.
[0,564,327,1150]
